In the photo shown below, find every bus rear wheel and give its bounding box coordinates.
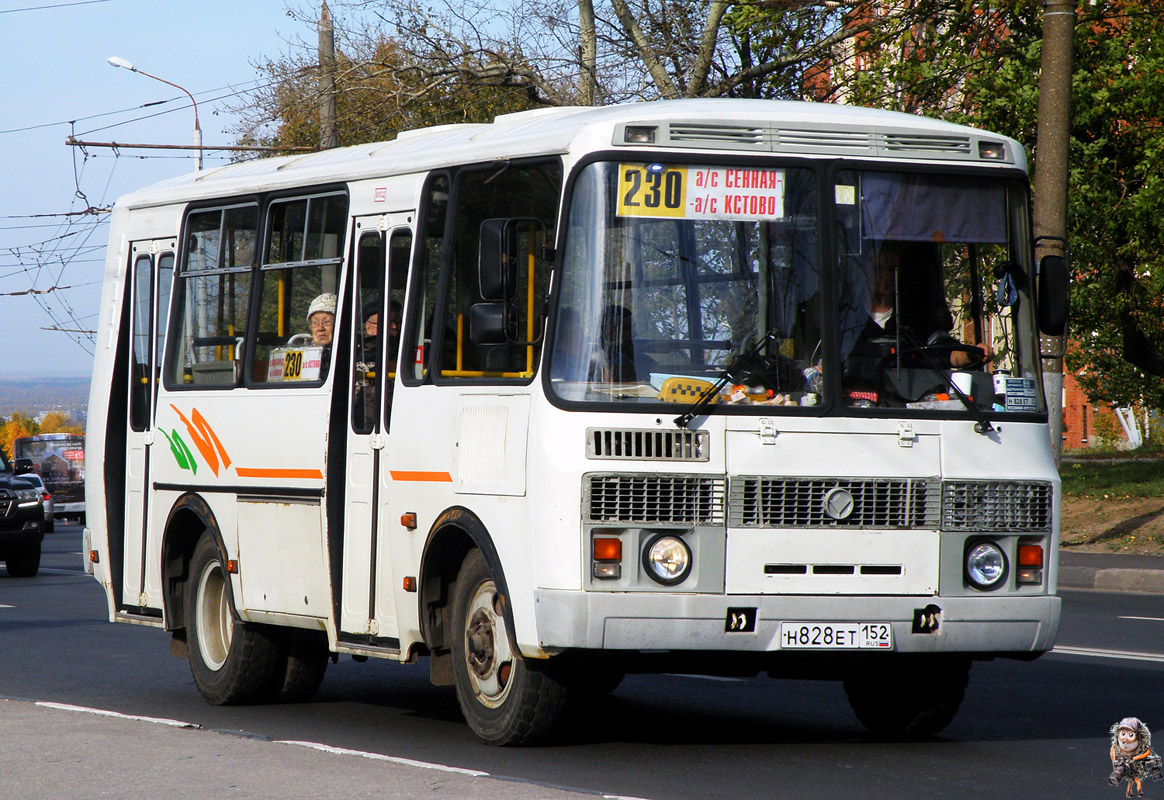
[843,657,970,738]
[450,550,570,745]
[185,534,279,705]
[267,630,329,703]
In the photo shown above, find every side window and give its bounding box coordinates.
[351,227,411,435]
[352,230,384,435]
[438,160,562,380]
[130,253,153,430]
[155,251,174,403]
[251,192,349,384]
[405,174,449,382]
[384,229,410,429]
[168,205,258,386]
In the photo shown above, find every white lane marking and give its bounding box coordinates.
[1050,645,1164,663]
[39,567,84,575]
[665,674,748,682]
[277,741,652,799]
[1119,616,1164,623]
[276,740,488,776]
[0,604,13,609]
[33,702,648,799]
[36,701,200,729]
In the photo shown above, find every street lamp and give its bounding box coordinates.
[107,56,202,170]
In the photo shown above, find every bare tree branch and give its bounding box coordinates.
[686,0,730,97]
[610,0,681,98]
[577,0,598,103]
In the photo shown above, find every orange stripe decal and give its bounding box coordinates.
[235,468,324,480]
[390,470,453,482]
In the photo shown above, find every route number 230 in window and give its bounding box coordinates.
[617,165,686,218]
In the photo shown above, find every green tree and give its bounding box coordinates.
[736,2,1164,408]
[956,3,1164,408]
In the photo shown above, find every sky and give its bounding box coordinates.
[0,0,304,378]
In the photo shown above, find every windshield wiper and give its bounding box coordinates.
[674,331,777,429]
[944,370,995,435]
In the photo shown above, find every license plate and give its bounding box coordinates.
[779,622,893,650]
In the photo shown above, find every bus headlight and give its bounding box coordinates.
[642,534,691,586]
[965,541,1007,590]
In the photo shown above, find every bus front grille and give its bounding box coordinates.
[730,477,939,530]
[587,428,709,461]
[585,474,726,525]
[941,480,1053,532]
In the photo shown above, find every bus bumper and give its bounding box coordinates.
[531,590,1060,655]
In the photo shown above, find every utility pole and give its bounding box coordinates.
[1032,0,1075,465]
[319,1,339,150]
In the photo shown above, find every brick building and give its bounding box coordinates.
[1060,371,1139,451]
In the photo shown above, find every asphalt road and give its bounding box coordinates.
[3,525,1163,800]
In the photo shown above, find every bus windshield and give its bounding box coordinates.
[548,160,1044,416]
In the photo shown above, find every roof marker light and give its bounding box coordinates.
[979,141,1006,160]
[624,125,657,144]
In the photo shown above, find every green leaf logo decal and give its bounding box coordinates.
[162,428,198,475]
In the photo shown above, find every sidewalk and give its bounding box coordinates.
[1058,550,1164,593]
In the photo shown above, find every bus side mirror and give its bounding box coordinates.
[469,302,513,345]
[1037,254,1069,336]
[14,458,33,475]
[479,218,518,301]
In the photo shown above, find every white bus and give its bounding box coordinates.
[86,99,1067,745]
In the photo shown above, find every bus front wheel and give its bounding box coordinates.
[185,534,279,705]
[843,657,970,738]
[450,549,569,745]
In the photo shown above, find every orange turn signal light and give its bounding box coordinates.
[89,550,100,564]
[1017,544,1043,567]
[400,512,417,530]
[402,576,417,592]
[226,560,239,574]
[593,537,622,562]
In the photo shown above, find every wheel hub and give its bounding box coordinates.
[462,581,515,707]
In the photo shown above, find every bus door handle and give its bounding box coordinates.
[370,434,387,450]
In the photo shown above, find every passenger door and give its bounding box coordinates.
[122,239,176,610]
[339,215,412,644]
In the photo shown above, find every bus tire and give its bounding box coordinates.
[843,657,970,738]
[268,631,329,703]
[185,534,279,705]
[450,549,569,746]
[4,546,41,578]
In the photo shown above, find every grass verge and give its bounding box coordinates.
[1060,458,1164,499]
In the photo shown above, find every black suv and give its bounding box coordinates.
[0,452,44,577]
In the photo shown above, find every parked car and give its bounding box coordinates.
[17,473,53,532]
[0,452,45,577]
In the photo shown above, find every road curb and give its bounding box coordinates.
[1058,553,1164,594]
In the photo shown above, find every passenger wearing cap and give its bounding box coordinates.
[306,292,337,346]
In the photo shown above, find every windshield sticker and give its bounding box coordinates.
[1004,378,1039,412]
[618,164,785,221]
